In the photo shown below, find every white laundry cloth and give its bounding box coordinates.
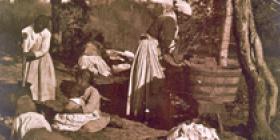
[105,49,135,62]
[52,111,100,132]
[112,63,131,73]
[12,112,52,139]
[167,123,220,140]
[78,55,111,77]
[69,98,85,105]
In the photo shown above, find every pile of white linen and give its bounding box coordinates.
[167,123,220,140]
[78,55,112,77]
[12,112,52,139]
[78,49,134,76]
[105,49,134,73]
[52,111,100,132]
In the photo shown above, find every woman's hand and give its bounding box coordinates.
[23,52,36,61]
[183,59,191,66]
[163,54,189,67]
[168,60,191,68]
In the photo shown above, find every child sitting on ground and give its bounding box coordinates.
[52,70,110,132]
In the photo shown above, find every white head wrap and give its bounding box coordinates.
[174,0,192,16]
[149,0,173,5]
[148,0,192,16]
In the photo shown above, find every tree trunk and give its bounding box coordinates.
[219,0,233,67]
[233,0,278,139]
[247,7,279,123]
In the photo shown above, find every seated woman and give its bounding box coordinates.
[52,70,110,132]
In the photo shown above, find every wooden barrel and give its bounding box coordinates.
[186,60,241,104]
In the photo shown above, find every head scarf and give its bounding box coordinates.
[149,0,173,5]
[174,0,192,16]
[148,0,192,16]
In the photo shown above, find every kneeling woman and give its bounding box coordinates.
[52,70,110,132]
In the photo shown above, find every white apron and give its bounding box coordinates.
[126,12,179,116]
[126,35,165,116]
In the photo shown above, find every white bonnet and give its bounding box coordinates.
[148,0,192,16]
[174,0,192,16]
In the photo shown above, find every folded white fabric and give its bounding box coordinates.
[123,50,135,60]
[167,123,220,140]
[21,25,36,53]
[69,98,85,106]
[12,112,52,139]
[52,111,100,132]
[112,64,131,73]
[78,55,111,77]
[105,49,135,62]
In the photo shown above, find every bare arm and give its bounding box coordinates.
[162,54,187,67]
[159,17,186,67]
[63,101,83,113]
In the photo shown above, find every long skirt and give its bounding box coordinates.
[126,36,165,120]
[24,53,56,101]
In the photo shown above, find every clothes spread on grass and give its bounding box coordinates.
[12,112,52,139]
[167,123,220,140]
[52,110,100,131]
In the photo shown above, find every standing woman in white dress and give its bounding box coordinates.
[21,15,56,101]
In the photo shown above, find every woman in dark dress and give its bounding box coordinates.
[126,0,192,128]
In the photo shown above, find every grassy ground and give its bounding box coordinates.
[0,41,168,140]
[1,1,280,140]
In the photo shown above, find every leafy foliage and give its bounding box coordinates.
[0,1,50,55]
[174,0,227,59]
[253,0,280,52]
